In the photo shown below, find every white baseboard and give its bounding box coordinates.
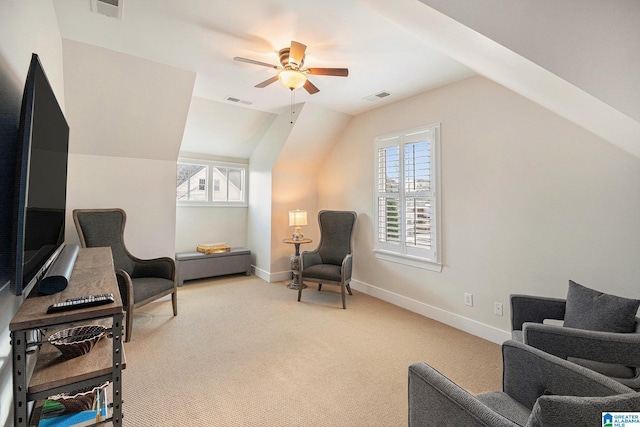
[254,266,291,283]
[350,279,511,345]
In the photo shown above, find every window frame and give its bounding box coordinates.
[176,158,248,207]
[373,124,442,272]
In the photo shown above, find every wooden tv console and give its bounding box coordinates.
[10,247,125,427]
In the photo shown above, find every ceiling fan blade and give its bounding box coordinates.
[303,80,320,95]
[289,41,307,67]
[234,57,279,69]
[255,75,279,88]
[308,68,349,77]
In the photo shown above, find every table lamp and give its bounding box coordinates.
[289,209,307,241]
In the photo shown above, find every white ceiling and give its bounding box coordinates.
[51,0,640,159]
[52,0,475,116]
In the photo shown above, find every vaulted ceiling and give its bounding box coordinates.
[52,0,640,160]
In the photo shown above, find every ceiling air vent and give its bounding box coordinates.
[224,96,252,106]
[91,0,123,19]
[363,91,392,102]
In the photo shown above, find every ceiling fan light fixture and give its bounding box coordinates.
[278,69,307,90]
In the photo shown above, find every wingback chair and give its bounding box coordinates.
[298,210,357,309]
[409,340,640,426]
[73,208,178,342]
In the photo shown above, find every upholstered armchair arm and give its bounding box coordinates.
[502,341,632,410]
[510,294,566,331]
[522,323,640,367]
[408,363,515,427]
[130,256,176,281]
[341,253,353,283]
[301,250,322,270]
[116,269,134,313]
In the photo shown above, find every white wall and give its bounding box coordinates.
[61,40,196,258]
[181,97,276,159]
[248,108,298,280]
[319,76,640,343]
[419,0,640,123]
[0,2,65,424]
[65,154,178,259]
[175,207,248,253]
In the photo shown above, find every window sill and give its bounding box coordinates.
[177,201,247,208]
[373,249,443,272]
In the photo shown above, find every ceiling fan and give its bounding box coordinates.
[233,41,348,94]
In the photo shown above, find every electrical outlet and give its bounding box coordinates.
[494,302,503,316]
[464,293,473,307]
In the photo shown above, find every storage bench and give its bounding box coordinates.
[175,248,251,286]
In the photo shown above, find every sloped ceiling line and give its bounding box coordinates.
[362,0,640,159]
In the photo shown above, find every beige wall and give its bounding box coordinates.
[319,76,640,342]
[271,170,319,277]
[269,104,352,279]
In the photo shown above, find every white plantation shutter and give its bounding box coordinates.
[377,140,401,248]
[374,125,440,267]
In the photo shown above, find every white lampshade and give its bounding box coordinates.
[289,210,307,226]
[278,69,307,90]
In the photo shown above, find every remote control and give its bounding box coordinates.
[46,293,115,314]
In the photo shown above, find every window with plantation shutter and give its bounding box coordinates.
[374,124,441,271]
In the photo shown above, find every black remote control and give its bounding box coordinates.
[46,293,115,314]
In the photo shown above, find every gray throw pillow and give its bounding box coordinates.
[525,393,640,427]
[563,280,640,333]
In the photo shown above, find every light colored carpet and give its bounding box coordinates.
[120,275,502,426]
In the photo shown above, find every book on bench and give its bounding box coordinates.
[197,243,231,254]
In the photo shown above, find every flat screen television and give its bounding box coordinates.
[11,54,69,296]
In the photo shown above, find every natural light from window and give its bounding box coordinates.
[374,124,441,271]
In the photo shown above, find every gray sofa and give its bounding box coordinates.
[408,340,639,426]
[511,290,640,389]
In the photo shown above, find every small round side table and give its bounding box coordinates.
[282,238,312,290]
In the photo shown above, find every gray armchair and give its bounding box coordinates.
[408,340,640,427]
[511,294,640,389]
[298,210,357,309]
[73,208,178,342]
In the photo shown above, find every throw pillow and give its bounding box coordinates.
[563,280,640,333]
[525,393,640,427]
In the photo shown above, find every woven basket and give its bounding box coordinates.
[48,325,107,359]
[48,382,108,412]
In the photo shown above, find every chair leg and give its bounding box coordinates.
[298,277,303,302]
[125,310,132,342]
[172,291,178,316]
[318,283,323,291]
[346,283,353,295]
[341,282,347,309]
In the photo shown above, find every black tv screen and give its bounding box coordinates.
[11,54,69,296]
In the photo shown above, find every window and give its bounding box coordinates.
[177,158,247,206]
[374,124,441,271]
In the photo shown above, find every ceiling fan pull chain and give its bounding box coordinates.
[290,88,295,124]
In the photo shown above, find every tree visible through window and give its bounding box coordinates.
[374,124,440,268]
